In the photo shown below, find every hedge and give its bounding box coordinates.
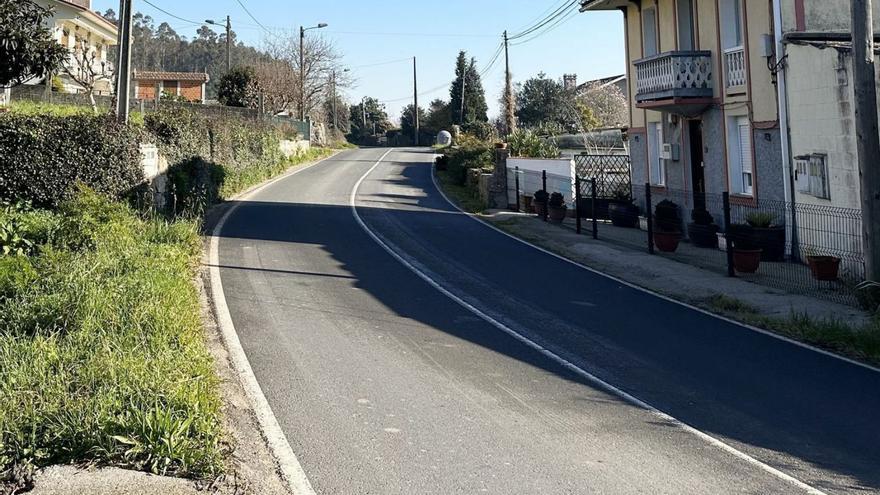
[0,114,144,208]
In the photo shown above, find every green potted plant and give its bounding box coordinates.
[745,212,785,261]
[806,253,841,281]
[548,192,568,224]
[608,190,640,228]
[728,223,762,273]
[688,208,719,248]
[533,189,549,218]
[652,200,682,252]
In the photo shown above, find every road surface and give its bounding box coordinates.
[216,147,880,494]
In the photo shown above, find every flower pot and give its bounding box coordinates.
[752,226,786,262]
[807,255,841,281]
[494,142,508,149]
[609,202,640,228]
[522,195,533,213]
[653,231,681,253]
[548,205,568,224]
[688,223,719,248]
[533,200,548,218]
[733,249,762,273]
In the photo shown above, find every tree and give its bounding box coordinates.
[218,66,258,107]
[515,73,580,132]
[0,0,67,88]
[449,51,488,125]
[348,97,392,144]
[423,98,452,134]
[576,82,628,129]
[400,104,427,141]
[62,34,113,111]
[324,94,350,136]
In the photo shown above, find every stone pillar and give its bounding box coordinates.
[489,147,510,209]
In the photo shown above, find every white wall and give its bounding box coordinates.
[506,157,576,206]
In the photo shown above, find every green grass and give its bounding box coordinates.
[218,146,334,200]
[9,100,99,117]
[0,191,224,485]
[700,294,880,366]
[434,169,486,214]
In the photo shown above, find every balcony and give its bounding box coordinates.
[633,51,713,115]
[723,46,746,91]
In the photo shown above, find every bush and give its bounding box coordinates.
[654,200,681,232]
[0,190,223,482]
[0,113,144,208]
[445,134,493,186]
[508,129,560,158]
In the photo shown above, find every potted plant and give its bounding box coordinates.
[608,191,640,228]
[548,192,568,224]
[494,142,508,149]
[652,200,682,252]
[521,194,533,213]
[533,189,549,218]
[745,212,786,262]
[807,254,841,281]
[728,223,762,273]
[688,208,719,248]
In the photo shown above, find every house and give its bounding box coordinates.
[32,0,119,95]
[579,0,784,219]
[132,71,210,103]
[573,73,629,100]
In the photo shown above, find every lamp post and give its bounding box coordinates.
[300,23,328,121]
[205,16,232,73]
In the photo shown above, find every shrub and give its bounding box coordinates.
[654,199,681,232]
[549,192,566,208]
[746,211,775,228]
[444,135,493,186]
[533,189,549,203]
[692,208,715,226]
[508,129,560,158]
[0,113,144,208]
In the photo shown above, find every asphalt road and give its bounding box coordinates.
[217,147,880,495]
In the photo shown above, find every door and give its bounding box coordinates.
[689,120,706,210]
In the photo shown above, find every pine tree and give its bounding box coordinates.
[449,51,468,125]
[464,57,488,123]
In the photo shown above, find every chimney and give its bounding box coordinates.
[563,74,578,91]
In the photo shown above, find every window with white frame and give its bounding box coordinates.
[642,7,658,57]
[648,122,665,186]
[795,154,830,199]
[726,116,753,195]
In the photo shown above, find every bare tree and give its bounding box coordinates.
[576,82,628,129]
[252,57,297,114]
[63,32,112,111]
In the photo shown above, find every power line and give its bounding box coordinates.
[509,0,580,40]
[141,0,202,25]
[510,8,580,46]
[350,57,413,69]
[511,0,571,33]
[232,0,275,37]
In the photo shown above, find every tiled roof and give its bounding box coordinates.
[132,71,210,83]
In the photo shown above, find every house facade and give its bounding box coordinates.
[32,0,119,95]
[132,71,210,103]
[579,0,784,222]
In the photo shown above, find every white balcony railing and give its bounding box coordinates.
[724,46,746,88]
[633,51,713,102]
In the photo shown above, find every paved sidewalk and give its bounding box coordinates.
[482,211,869,326]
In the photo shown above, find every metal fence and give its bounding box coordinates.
[565,182,865,306]
[574,154,632,200]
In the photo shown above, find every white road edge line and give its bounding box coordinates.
[429,156,880,376]
[351,148,827,495]
[208,152,345,495]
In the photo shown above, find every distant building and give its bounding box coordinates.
[133,71,210,103]
[577,74,628,100]
[30,0,118,95]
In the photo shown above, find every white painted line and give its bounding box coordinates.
[208,152,346,495]
[351,149,827,495]
[429,164,880,375]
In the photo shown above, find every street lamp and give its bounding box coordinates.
[300,22,328,121]
[205,16,232,73]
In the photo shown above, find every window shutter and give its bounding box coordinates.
[737,118,753,194]
[643,8,658,56]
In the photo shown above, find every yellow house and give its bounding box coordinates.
[33,0,119,95]
[579,0,784,217]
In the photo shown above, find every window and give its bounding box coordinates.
[163,80,180,96]
[642,7,658,57]
[677,0,695,51]
[648,122,665,186]
[720,0,743,49]
[726,116,753,195]
[795,154,830,199]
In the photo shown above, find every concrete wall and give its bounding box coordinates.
[506,158,576,206]
[781,0,880,34]
[279,139,312,158]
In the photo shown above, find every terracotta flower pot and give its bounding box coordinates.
[548,205,568,224]
[733,249,762,273]
[522,195,533,213]
[653,231,681,253]
[807,255,841,281]
[533,200,548,218]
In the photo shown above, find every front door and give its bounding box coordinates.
[689,120,706,210]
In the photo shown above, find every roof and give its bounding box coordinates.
[132,71,210,83]
[50,0,119,32]
[579,0,629,11]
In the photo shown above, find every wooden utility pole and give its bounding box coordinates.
[413,57,420,146]
[115,0,133,124]
[852,0,880,281]
[459,73,467,125]
[299,26,306,121]
[503,30,516,136]
[225,16,232,73]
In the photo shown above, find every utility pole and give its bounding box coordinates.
[503,30,516,136]
[115,0,133,124]
[299,23,328,121]
[331,70,338,131]
[460,72,467,125]
[852,0,880,281]
[413,57,419,146]
[362,96,367,129]
[225,16,231,73]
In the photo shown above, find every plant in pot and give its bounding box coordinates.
[652,200,682,252]
[745,212,786,262]
[533,189,549,218]
[728,223,762,273]
[608,190,640,228]
[688,208,719,248]
[806,252,841,281]
[548,192,568,224]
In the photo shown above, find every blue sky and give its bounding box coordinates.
[92,0,625,121]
